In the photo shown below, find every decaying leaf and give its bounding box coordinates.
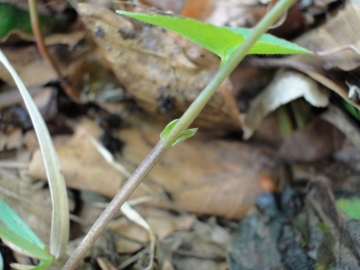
[78,3,241,131]
[107,206,195,253]
[243,70,330,139]
[28,114,279,219]
[0,31,128,103]
[302,1,360,71]
[0,32,88,87]
[230,178,360,269]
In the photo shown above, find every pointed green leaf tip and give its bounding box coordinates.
[336,198,360,220]
[172,128,198,146]
[160,119,198,146]
[160,119,178,140]
[116,10,311,63]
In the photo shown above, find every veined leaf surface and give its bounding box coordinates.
[116,11,311,63]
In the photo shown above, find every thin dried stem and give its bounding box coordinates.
[28,0,80,102]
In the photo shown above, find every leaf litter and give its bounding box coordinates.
[1,0,360,269]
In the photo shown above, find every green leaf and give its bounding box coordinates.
[342,98,360,121]
[0,224,53,262]
[0,199,46,249]
[160,119,197,146]
[0,50,69,258]
[172,128,198,146]
[160,119,179,140]
[116,10,311,63]
[336,198,360,220]
[0,3,66,38]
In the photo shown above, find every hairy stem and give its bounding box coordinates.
[63,0,295,268]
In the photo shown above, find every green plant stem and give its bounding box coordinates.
[277,105,294,138]
[63,0,295,268]
[163,0,296,147]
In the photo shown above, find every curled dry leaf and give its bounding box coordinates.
[78,3,241,131]
[28,115,279,219]
[243,70,330,139]
[0,31,127,103]
[107,206,195,253]
[244,55,360,110]
[0,32,87,87]
[302,1,360,71]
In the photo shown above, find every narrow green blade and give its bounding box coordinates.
[117,10,311,63]
[0,199,45,249]
[0,224,53,261]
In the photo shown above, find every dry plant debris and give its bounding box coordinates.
[1,0,360,269]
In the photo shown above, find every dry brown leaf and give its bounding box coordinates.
[78,3,241,131]
[28,114,279,219]
[96,257,117,270]
[0,31,127,103]
[107,206,195,253]
[28,119,126,196]
[302,1,360,71]
[5,128,24,150]
[134,206,196,240]
[243,70,330,139]
[244,55,360,110]
[108,217,148,253]
[0,32,89,87]
[0,45,57,86]
[140,0,187,13]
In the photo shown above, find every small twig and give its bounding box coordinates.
[118,247,149,270]
[0,161,28,169]
[28,0,80,102]
[171,249,226,261]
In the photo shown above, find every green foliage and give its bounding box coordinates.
[342,99,360,121]
[336,198,360,220]
[0,3,67,38]
[0,3,33,37]
[316,222,330,233]
[116,10,311,64]
[160,119,197,146]
[160,119,178,139]
[0,199,45,248]
[0,199,54,268]
[0,49,69,258]
[172,128,198,146]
